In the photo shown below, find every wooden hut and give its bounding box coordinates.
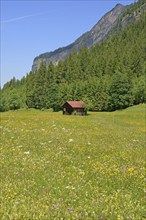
[62,101,86,115]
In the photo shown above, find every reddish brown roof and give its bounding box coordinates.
[66,101,86,108]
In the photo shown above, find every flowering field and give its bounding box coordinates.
[0,104,145,219]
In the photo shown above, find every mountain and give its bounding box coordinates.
[32,1,146,72]
[32,3,126,72]
[32,0,146,72]
[1,0,146,112]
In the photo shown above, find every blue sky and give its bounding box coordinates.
[1,0,136,87]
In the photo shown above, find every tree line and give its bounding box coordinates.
[0,6,145,112]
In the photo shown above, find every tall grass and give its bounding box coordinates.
[0,104,145,219]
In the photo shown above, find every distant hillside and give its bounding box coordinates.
[32,3,126,72]
[32,0,146,72]
[1,0,146,112]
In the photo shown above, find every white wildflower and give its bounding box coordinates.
[24,151,30,155]
[133,139,139,142]
[69,139,74,143]
[18,145,23,148]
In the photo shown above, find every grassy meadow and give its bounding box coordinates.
[0,104,145,219]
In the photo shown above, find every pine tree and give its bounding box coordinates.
[109,72,133,111]
[33,62,47,109]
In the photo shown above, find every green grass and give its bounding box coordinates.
[0,104,145,219]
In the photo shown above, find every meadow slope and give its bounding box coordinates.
[0,104,145,219]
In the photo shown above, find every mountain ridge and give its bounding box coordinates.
[32,3,126,72]
[1,0,145,112]
[32,1,146,72]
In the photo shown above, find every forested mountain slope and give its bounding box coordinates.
[1,0,146,112]
[32,3,126,72]
[32,0,146,72]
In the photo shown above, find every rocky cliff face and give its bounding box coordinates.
[32,4,125,72]
[32,1,146,72]
[75,4,125,47]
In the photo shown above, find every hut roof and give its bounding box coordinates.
[65,101,86,109]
